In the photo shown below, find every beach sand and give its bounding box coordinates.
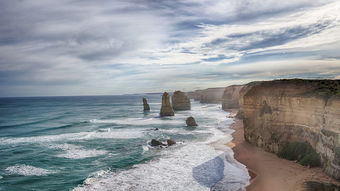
[229,118,339,191]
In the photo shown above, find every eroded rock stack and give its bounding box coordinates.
[160,92,174,117]
[143,97,150,111]
[172,91,191,111]
[186,116,198,126]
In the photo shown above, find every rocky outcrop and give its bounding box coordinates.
[187,88,225,103]
[150,139,176,147]
[242,79,340,179]
[172,91,191,111]
[160,92,174,117]
[151,139,165,146]
[167,139,176,146]
[143,97,150,111]
[186,116,198,126]
[222,85,244,110]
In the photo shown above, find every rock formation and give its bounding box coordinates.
[187,88,225,103]
[242,79,340,179]
[150,139,165,146]
[221,85,244,110]
[160,92,174,117]
[172,91,191,111]
[150,139,176,147]
[186,116,198,126]
[167,139,176,146]
[143,97,150,111]
[235,82,262,118]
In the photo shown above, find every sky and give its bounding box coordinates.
[1,0,340,97]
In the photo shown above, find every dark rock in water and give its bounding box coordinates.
[172,91,191,111]
[151,139,165,146]
[160,92,174,117]
[186,116,198,126]
[167,139,176,146]
[154,128,159,131]
[143,97,150,111]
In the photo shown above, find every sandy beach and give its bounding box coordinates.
[229,118,339,191]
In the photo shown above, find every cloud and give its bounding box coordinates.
[0,0,340,96]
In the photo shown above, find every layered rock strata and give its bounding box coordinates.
[172,91,191,110]
[160,92,174,117]
[187,88,225,103]
[242,79,340,179]
[221,85,244,110]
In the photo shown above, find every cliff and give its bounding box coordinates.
[187,88,225,103]
[242,79,340,179]
[222,85,244,110]
[172,91,191,110]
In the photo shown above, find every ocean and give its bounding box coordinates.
[0,94,249,191]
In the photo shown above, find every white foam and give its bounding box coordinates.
[74,106,250,191]
[90,118,183,126]
[48,144,108,159]
[5,165,56,176]
[0,129,144,145]
[0,175,3,179]
[74,142,249,191]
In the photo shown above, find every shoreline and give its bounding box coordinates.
[228,115,339,191]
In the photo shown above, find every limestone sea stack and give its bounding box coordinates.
[172,91,191,111]
[186,116,198,126]
[143,97,150,111]
[160,92,174,117]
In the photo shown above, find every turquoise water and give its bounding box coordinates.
[0,95,249,191]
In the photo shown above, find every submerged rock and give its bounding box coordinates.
[167,139,176,146]
[143,97,150,111]
[160,92,174,117]
[186,116,198,126]
[150,139,165,146]
[172,91,191,111]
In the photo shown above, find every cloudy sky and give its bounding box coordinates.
[1,0,340,96]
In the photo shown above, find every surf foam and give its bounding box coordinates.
[0,129,144,145]
[5,165,56,176]
[48,144,108,159]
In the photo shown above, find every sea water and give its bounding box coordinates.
[0,94,249,191]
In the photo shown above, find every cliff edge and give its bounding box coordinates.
[243,79,340,179]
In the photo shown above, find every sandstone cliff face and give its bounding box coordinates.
[172,91,191,111]
[222,85,244,110]
[243,79,340,179]
[160,92,174,117]
[187,88,225,103]
[235,82,262,118]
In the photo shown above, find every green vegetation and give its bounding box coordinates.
[304,181,340,191]
[277,142,321,167]
[335,147,340,166]
[278,79,340,96]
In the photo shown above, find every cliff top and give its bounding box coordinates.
[245,79,340,98]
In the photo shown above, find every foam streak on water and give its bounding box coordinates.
[5,165,56,176]
[0,96,250,191]
[74,106,250,191]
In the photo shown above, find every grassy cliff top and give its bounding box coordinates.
[245,79,340,97]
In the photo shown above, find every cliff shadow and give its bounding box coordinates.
[192,156,224,188]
